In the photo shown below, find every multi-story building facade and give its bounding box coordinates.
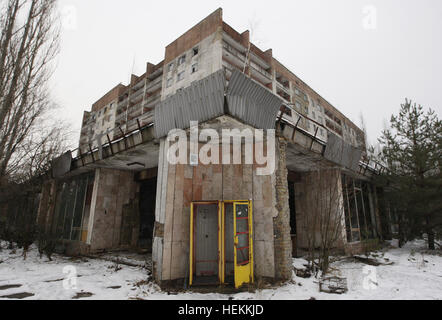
[33,8,385,289]
[79,9,365,156]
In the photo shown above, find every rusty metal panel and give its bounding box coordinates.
[154,70,225,138]
[52,151,72,178]
[226,70,282,130]
[324,133,362,171]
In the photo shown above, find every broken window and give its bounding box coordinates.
[52,173,94,242]
[342,175,360,242]
[284,108,292,117]
[178,54,186,66]
[193,47,199,56]
[342,175,377,243]
[168,62,174,72]
[191,63,198,74]
[177,71,185,82]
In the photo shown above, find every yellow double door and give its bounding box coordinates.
[189,200,253,289]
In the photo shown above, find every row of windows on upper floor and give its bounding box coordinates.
[167,47,199,73]
[165,62,199,88]
[84,102,116,127]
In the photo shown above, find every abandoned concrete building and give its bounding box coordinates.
[32,8,388,288]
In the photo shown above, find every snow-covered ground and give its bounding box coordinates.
[0,240,441,300]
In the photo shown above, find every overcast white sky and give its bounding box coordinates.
[52,0,442,146]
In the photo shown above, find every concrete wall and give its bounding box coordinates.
[164,8,223,64]
[87,168,139,251]
[294,168,347,251]
[162,31,223,99]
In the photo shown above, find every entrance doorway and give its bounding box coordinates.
[138,177,157,250]
[288,180,297,257]
[189,200,253,289]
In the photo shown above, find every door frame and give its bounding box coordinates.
[189,200,253,288]
[189,201,222,286]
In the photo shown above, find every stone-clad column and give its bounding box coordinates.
[273,137,293,280]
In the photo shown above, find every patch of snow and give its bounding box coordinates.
[0,240,441,300]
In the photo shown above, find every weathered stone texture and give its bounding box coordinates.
[159,138,280,281]
[89,168,138,252]
[272,138,293,280]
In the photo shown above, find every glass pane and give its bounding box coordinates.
[56,183,68,239]
[356,188,368,240]
[349,188,359,228]
[235,204,248,219]
[224,203,234,277]
[72,178,87,229]
[237,233,249,249]
[235,203,250,266]
[237,246,249,265]
[63,181,76,240]
[52,183,65,236]
[236,219,248,234]
[342,175,352,242]
[81,179,94,233]
[362,183,374,239]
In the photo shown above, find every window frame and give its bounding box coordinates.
[178,54,186,66]
[177,70,185,82]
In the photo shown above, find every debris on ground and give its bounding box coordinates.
[319,276,348,294]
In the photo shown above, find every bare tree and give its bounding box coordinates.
[0,0,61,186]
[297,175,320,273]
[299,168,346,276]
[315,169,346,274]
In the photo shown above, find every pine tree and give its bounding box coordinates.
[377,99,441,249]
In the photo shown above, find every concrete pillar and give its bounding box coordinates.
[273,138,293,280]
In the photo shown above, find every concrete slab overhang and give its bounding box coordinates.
[68,124,159,176]
[279,119,373,180]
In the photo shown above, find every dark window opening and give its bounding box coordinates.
[288,181,297,235]
[288,179,298,257]
[342,174,377,242]
[138,177,157,251]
